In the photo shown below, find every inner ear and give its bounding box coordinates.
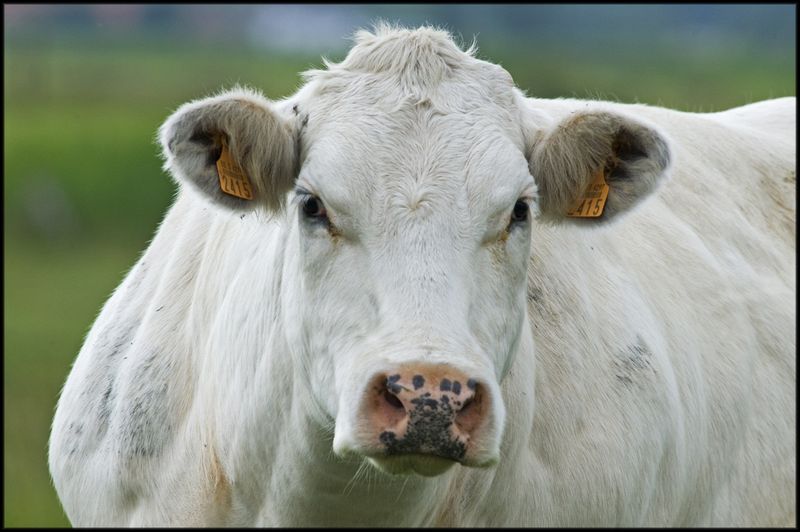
[608,127,649,179]
[188,130,223,166]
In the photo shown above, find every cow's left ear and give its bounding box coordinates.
[527,108,672,224]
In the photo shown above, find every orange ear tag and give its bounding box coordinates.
[566,168,609,218]
[216,136,254,200]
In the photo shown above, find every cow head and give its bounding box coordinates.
[158,25,671,477]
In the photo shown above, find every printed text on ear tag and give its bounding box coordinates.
[566,168,609,218]
[216,136,254,200]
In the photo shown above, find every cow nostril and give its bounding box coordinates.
[459,397,474,413]
[454,382,485,434]
[383,390,404,411]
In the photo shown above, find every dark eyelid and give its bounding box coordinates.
[292,185,315,207]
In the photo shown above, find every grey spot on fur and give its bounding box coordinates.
[115,350,175,460]
[97,380,114,427]
[368,294,379,315]
[623,341,653,370]
[66,421,86,456]
[527,286,542,303]
[613,335,655,387]
[94,322,135,361]
[615,374,634,386]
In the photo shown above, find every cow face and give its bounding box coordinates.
[159,26,670,477]
[285,55,535,476]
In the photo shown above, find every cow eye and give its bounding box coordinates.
[510,199,529,224]
[300,194,327,220]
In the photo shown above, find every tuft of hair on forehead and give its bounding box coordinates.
[302,22,478,93]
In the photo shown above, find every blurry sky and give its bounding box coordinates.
[5,4,796,57]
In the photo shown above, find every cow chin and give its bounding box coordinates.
[368,454,457,477]
[333,437,501,478]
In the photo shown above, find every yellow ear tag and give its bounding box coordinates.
[566,168,609,218]
[216,136,254,200]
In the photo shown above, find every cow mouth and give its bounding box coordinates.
[366,453,457,477]
[361,450,499,477]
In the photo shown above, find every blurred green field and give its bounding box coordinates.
[3,35,795,527]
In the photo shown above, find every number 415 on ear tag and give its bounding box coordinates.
[566,168,609,218]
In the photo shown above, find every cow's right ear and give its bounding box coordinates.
[158,87,297,212]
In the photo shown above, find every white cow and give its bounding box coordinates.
[49,24,796,526]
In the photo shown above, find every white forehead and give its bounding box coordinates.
[291,24,533,221]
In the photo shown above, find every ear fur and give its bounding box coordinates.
[529,108,672,224]
[159,87,297,212]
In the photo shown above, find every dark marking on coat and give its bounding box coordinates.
[527,286,542,303]
[116,350,176,460]
[93,320,136,365]
[368,294,379,315]
[155,306,164,312]
[99,381,114,422]
[66,421,86,456]
[412,375,425,390]
[440,378,452,392]
[622,338,653,370]
[614,335,655,387]
[466,378,477,390]
[615,374,633,385]
[451,381,461,395]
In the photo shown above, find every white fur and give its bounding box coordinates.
[49,24,795,526]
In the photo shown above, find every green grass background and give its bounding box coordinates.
[4,32,795,527]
